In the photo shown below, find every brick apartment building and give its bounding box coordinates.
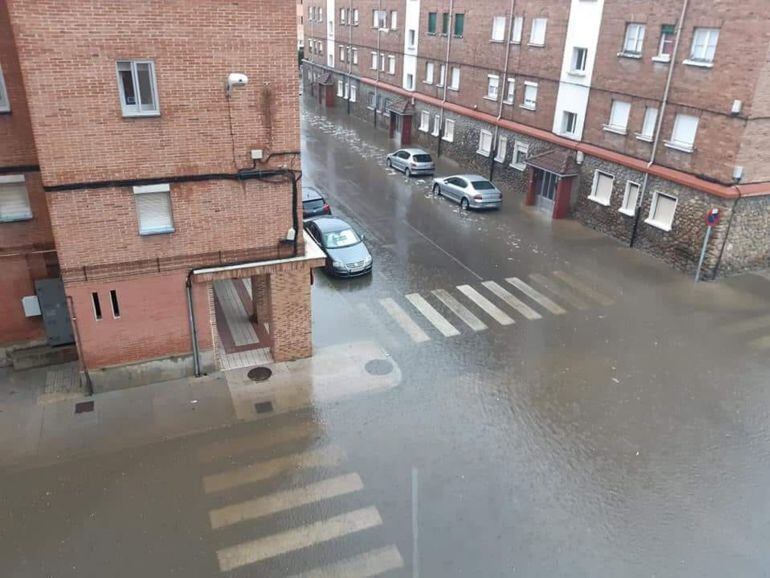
[0,0,323,390]
[303,0,770,277]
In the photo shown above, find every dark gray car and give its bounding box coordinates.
[304,217,373,277]
[386,148,435,177]
[302,187,331,219]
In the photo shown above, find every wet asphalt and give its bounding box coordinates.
[2,97,770,578]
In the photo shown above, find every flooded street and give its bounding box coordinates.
[3,97,770,577]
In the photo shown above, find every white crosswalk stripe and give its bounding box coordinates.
[505,277,566,315]
[456,285,515,326]
[432,289,487,331]
[723,314,770,335]
[748,335,770,350]
[202,445,346,494]
[379,297,431,343]
[528,273,589,310]
[209,473,364,529]
[198,421,320,463]
[406,293,460,337]
[216,507,383,571]
[552,271,614,307]
[287,545,404,578]
[482,281,542,320]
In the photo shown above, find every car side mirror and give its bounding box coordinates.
[360,233,366,241]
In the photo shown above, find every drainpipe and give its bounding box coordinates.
[374,0,382,128]
[490,0,517,181]
[629,0,690,247]
[186,272,201,377]
[347,0,353,115]
[437,0,455,158]
[67,295,93,396]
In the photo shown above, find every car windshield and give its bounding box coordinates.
[414,154,432,163]
[323,228,360,248]
[471,180,495,190]
[303,199,324,210]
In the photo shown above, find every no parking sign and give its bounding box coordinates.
[695,208,721,283]
[705,207,720,228]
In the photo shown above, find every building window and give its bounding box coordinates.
[428,12,437,34]
[419,110,430,132]
[339,46,345,62]
[438,64,446,87]
[511,16,523,44]
[477,130,493,156]
[382,98,390,116]
[622,23,645,56]
[571,47,587,73]
[327,53,334,68]
[318,8,323,21]
[337,79,344,97]
[388,55,396,75]
[646,192,677,231]
[380,53,386,72]
[504,78,515,104]
[116,60,159,117]
[620,181,641,216]
[367,91,376,109]
[442,12,450,35]
[494,136,508,163]
[655,25,676,61]
[687,27,719,65]
[133,183,174,235]
[373,9,387,29]
[0,66,9,112]
[340,7,346,24]
[353,9,359,25]
[522,82,537,110]
[432,113,441,136]
[486,75,500,100]
[390,10,398,30]
[443,118,455,142]
[605,100,631,134]
[352,48,358,65]
[424,62,435,84]
[588,171,614,206]
[491,16,506,42]
[638,107,658,141]
[310,6,315,21]
[0,175,32,222]
[408,29,416,48]
[511,141,529,170]
[350,84,357,102]
[371,52,378,70]
[406,73,415,90]
[561,111,577,135]
[110,289,121,318]
[454,13,465,37]
[529,18,547,46]
[91,293,103,321]
[449,66,460,90]
[666,113,699,152]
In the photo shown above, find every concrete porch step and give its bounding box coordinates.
[9,344,78,371]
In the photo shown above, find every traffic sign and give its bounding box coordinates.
[705,208,720,227]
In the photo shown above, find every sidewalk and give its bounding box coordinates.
[0,340,400,472]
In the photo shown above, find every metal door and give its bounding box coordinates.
[35,278,75,346]
[393,113,402,142]
[535,170,557,216]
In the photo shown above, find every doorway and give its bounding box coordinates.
[534,169,558,215]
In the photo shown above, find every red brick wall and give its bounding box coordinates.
[0,255,48,345]
[269,266,312,361]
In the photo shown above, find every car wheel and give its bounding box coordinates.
[386,158,391,168]
[433,184,441,196]
[405,168,411,178]
[461,197,470,210]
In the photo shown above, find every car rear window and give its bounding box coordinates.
[471,180,495,191]
[303,199,325,210]
[413,154,432,163]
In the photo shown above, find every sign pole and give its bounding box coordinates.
[694,225,712,284]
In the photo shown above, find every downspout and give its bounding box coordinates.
[630,0,690,247]
[67,295,93,396]
[185,272,201,377]
[490,0,517,181]
[347,0,353,115]
[437,0,455,158]
[374,0,382,128]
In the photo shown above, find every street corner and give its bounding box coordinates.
[223,340,402,421]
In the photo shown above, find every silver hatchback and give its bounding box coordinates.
[432,174,503,210]
[386,148,435,177]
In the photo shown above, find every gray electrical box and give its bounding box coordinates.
[22,295,41,317]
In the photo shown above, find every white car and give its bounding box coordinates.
[386,148,435,177]
[432,174,503,210]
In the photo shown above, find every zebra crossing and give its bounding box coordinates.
[197,419,405,576]
[361,270,615,346]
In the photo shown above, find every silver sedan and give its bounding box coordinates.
[386,148,435,177]
[432,174,503,210]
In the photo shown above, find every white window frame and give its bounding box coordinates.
[619,181,641,216]
[424,61,435,84]
[529,18,547,46]
[337,79,344,97]
[449,66,460,91]
[621,23,645,56]
[437,64,446,87]
[521,82,537,110]
[511,16,523,44]
[477,129,493,156]
[0,66,10,113]
[371,52,378,70]
[645,191,678,231]
[116,60,160,117]
[604,100,631,134]
[442,118,455,142]
[561,111,577,135]
[352,48,359,65]
[636,106,658,141]
[388,55,396,75]
[408,29,416,48]
[133,183,174,235]
[353,9,360,25]
[654,24,676,62]
[390,10,398,30]
[432,113,441,136]
[0,174,32,222]
[510,141,529,171]
[588,170,614,206]
[503,78,515,104]
[685,27,719,67]
[571,47,587,74]
[491,16,506,42]
[494,136,508,163]
[339,46,345,62]
[350,84,357,102]
[419,110,430,132]
[665,113,699,153]
[380,53,386,72]
[406,73,415,90]
[486,75,500,100]
[373,9,387,29]
[340,7,346,24]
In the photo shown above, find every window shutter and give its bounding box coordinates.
[653,194,677,226]
[135,188,173,234]
[593,173,613,202]
[0,178,32,221]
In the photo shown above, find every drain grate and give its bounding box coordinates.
[254,401,274,414]
[75,400,94,414]
[365,359,394,376]
[247,367,273,382]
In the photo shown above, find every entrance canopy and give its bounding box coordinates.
[526,148,579,177]
[386,98,415,116]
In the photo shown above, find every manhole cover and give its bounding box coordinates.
[254,401,274,414]
[365,359,393,376]
[75,400,94,414]
[247,367,273,382]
